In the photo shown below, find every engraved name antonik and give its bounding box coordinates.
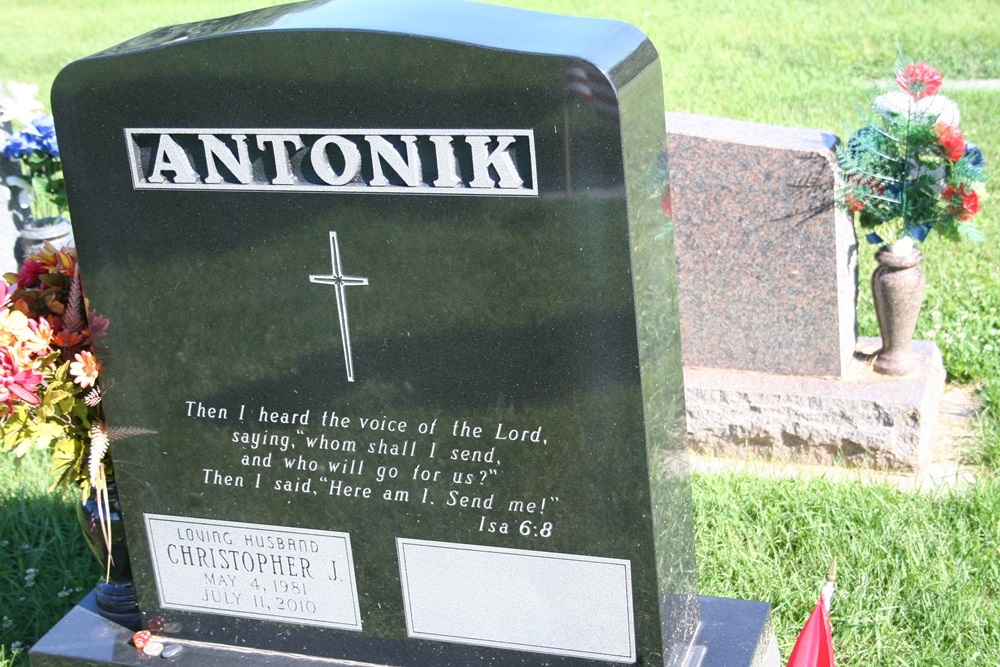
[125,128,537,195]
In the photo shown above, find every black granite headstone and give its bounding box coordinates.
[35,1,775,666]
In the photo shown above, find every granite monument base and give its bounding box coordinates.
[686,338,946,471]
[31,592,780,667]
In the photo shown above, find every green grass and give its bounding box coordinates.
[694,473,1000,665]
[0,1,277,105]
[0,451,100,666]
[2,0,1000,665]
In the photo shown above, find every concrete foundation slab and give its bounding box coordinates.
[685,338,946,471]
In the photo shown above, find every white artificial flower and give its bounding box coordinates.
[918,94,960,126]
[4,175,34,209]
[873,91,960,127]
[873,91,913,117]
[890,236,914,256]
[0,80,44,126]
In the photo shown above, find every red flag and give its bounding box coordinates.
[785,595,834,667]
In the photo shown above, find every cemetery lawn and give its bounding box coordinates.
[2,0,999,665]
[0,452,96,666]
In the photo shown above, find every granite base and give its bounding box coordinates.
[31,591,779,666]
[690,596,780,667]
[685,338,946,471]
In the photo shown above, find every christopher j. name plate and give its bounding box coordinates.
[144,514,362,630]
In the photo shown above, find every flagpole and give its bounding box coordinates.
[822,558,837,613]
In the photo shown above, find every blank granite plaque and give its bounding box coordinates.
[397,539,634,662]
[45,1,703,665]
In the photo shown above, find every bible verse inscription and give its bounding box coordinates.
[183,400,561,539]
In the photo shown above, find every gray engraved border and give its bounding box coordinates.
[143,513,362,631]
[123,127,539,196]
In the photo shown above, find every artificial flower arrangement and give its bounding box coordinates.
[1,80,67,220]
[838,59,986,254]
[0,244,147,575]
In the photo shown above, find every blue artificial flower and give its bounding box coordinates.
[964,142,985,172]
[28,115,59,157]
[865,232,883,245]
[30,115,55,136]
[2,131,41,159]
[39,133,59,158]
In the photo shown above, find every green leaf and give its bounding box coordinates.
[957,221,985,244]
[53,361,71,383]
[71,399,91,422]
[36,349,62,369]
[40,387,72,407]
[50,435,85,491]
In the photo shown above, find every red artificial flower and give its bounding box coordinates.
[942,183,981,221]
[935,123,966,162]
[845,195,865,212]
[0,348,43,409]
[896,62,943,100]
[847,172,885,196]
[15,259,47,289]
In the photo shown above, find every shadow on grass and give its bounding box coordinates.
[0,482,100,666]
